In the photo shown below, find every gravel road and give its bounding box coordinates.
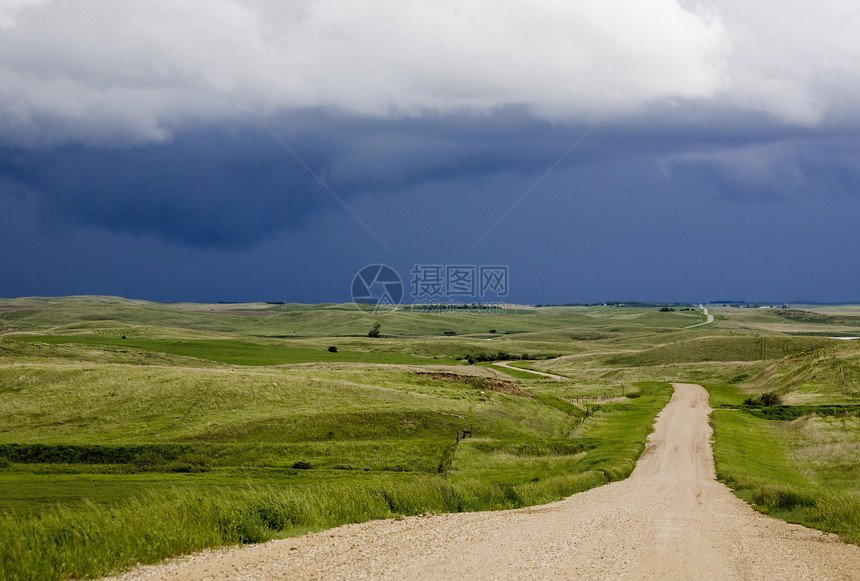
[492,360,565,380]
[108,383,860,580]
[686,306,715,328]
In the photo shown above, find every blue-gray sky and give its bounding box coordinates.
[1,0,859,303]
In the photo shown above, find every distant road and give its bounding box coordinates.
[109,384,860,580]
[686,305,714,328]
[492,360,564,380]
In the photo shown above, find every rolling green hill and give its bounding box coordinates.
[0,298,858,579]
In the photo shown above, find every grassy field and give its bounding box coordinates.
[707,383,860,543]
[1,298,859,579]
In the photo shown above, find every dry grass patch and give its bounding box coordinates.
[785,416,860,472]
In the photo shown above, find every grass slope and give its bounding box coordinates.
[0,365,671,579]
[4,335,453,366]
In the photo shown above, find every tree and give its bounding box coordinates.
[368,321,381,338]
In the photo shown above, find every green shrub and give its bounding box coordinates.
[130,452,164,471]
[0,443,207,465]
[743,392,782,407]
[368,322,381,338]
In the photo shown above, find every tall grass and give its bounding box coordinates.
[1,469,618,580]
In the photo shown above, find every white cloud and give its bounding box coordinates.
[0,0,730,144]
[4,0,860,145]
[708,0,860,125]
[0,0,49,30]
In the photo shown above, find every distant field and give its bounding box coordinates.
[3,335,454,366]
[0,297,858,579]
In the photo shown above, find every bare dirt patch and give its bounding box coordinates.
[416,371,532,397]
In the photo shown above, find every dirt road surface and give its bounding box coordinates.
[686,306,715,328]
[109,383,860,580]
[492,360,565,380]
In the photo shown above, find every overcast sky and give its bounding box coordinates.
[1,0,859,303]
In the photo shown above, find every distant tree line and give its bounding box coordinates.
[536,301,695,308]
[463,351,560,364]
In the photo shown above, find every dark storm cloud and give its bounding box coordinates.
[3,0,860,255]
[0,110,613,249]
[661,134,860,203]
[0,123,327,248]
[3,109,860,251]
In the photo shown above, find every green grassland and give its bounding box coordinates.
[707,382,860,543]
[1,298,859,579]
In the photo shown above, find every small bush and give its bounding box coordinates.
[760,392,782,406]
[743,392,782,407]
[291,461,312,470]
[368,322,381,338]
[468,352,515,363]
[130,451,164,471]
[327,346,338,353]
[0,455,9,469]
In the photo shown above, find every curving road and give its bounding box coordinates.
[492,360,565,380]
[686,305,714,328]
[109,384,860,580]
